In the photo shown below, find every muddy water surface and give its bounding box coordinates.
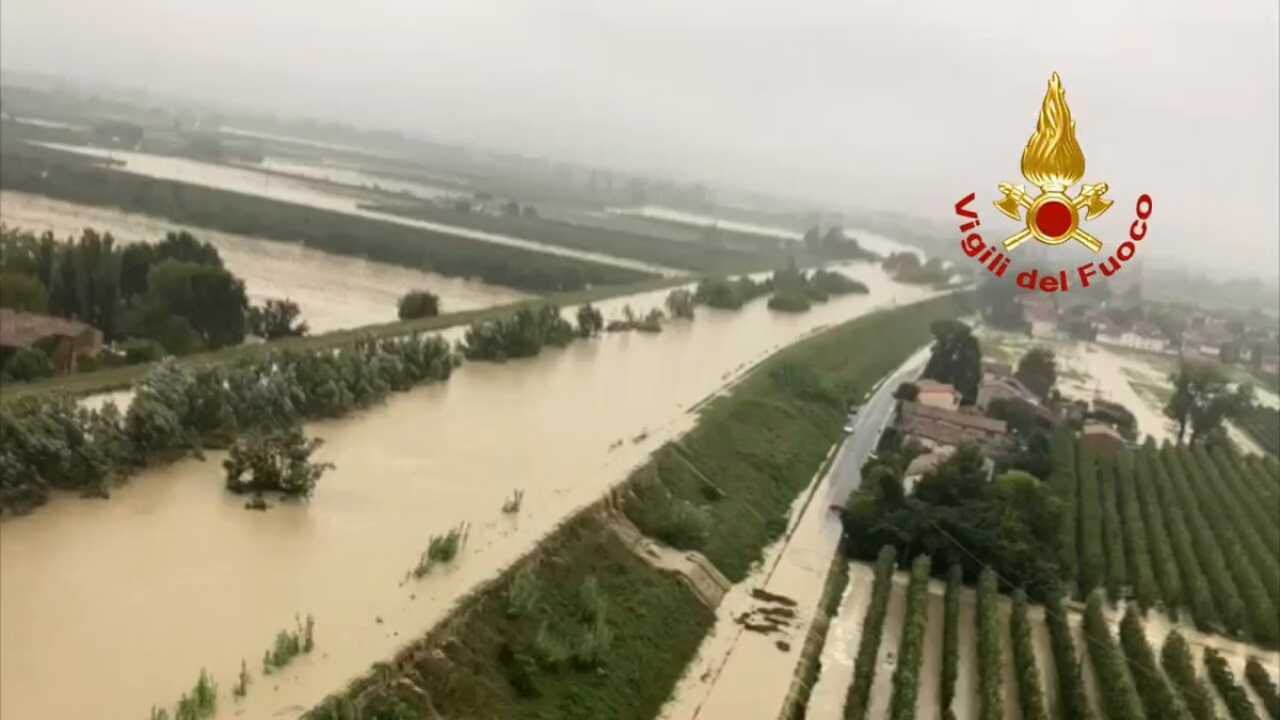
[0,191,528,333]
[31,142,679,275]
[0,265,932,719]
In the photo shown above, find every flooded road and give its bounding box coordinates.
[0,191,528,333]
[31,142,681,275]
[0,264,935,719]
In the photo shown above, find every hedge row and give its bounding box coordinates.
[975,568,1004,720]
[1044,585,1093,720]
[1049,430,1080,584]
[1171,447,1276,644]
[844,545,897,720]
[1205,648,1262,720]
[888,555,932,720]
[1098,456,1128,602]
[1160,630,1219,720]
[1116,452,1158,611]
[1009,589,1049,720]
[1146,446,1221,631]
[1083,590,1145,720]
[1077,444,1106,597]
[1118,606,1191,720]
[1245,658,1280,720]
[1132,449,1184,614]
[940,564,962,720]
[1211,449,1280,561]
[1192,448,1280,613]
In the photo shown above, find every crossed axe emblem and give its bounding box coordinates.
[994,182,1113,253]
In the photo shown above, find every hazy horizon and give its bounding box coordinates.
[2,0,1276,281]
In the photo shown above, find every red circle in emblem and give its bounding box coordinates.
[1035,200,1073,238]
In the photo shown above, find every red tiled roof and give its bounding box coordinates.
[901,401,1007,433]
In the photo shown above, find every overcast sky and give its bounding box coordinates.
[2,0,1277,279]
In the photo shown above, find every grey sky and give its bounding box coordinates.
[2,0,1276,278]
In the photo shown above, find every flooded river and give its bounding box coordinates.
[253,157,463,201]
[0,265,935,719]
[31,142,680,275]
[0,191,528,333]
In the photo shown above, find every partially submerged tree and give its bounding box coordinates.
[223,425,334,499]
[665,288,696,319]
[248,298,308,339]
[397,290,441,320]
[576,303,604,337]
[1163,362,1253,444]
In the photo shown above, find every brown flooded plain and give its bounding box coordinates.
[0,191,529,333]
[0,265,932,719]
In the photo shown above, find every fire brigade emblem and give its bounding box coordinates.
[995,72,1112,253]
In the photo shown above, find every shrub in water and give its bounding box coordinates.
[501,489,524,514]
[223,425,333,498]
[413,523,470,577]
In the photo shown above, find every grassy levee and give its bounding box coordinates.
[0,275,689,403]
[0,138,652,291]
[623,293,969,581]
[314,514,714,720]
[306,292,970,719]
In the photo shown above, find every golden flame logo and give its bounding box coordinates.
[995,72,1111,253]
[1020,72,1085,191]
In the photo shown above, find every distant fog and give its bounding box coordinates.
[1,0,1276,280]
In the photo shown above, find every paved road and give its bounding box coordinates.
[822,347,930,508]
[660,345,930,720]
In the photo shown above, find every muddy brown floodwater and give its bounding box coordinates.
[0,265,934,719]
[29,142,681,274]
[0,191,529,333]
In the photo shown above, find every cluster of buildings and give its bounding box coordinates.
[892,361,1127,489]
[1014,295,1279,376]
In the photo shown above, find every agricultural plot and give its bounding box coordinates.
[1044,432,1280,650]
[833,551,1278,720]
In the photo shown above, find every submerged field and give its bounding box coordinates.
[0,266,938,719]
[304,293,971,718]
[813,557,1279,720]
[0,191,531,333]
[0,138,654,292]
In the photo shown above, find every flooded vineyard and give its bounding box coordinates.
[0,265,935,719]
[0,191,529,333]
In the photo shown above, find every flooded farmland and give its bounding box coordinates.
[0,191,529,333]
[30,142,681,274]
[0,264,935,719]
